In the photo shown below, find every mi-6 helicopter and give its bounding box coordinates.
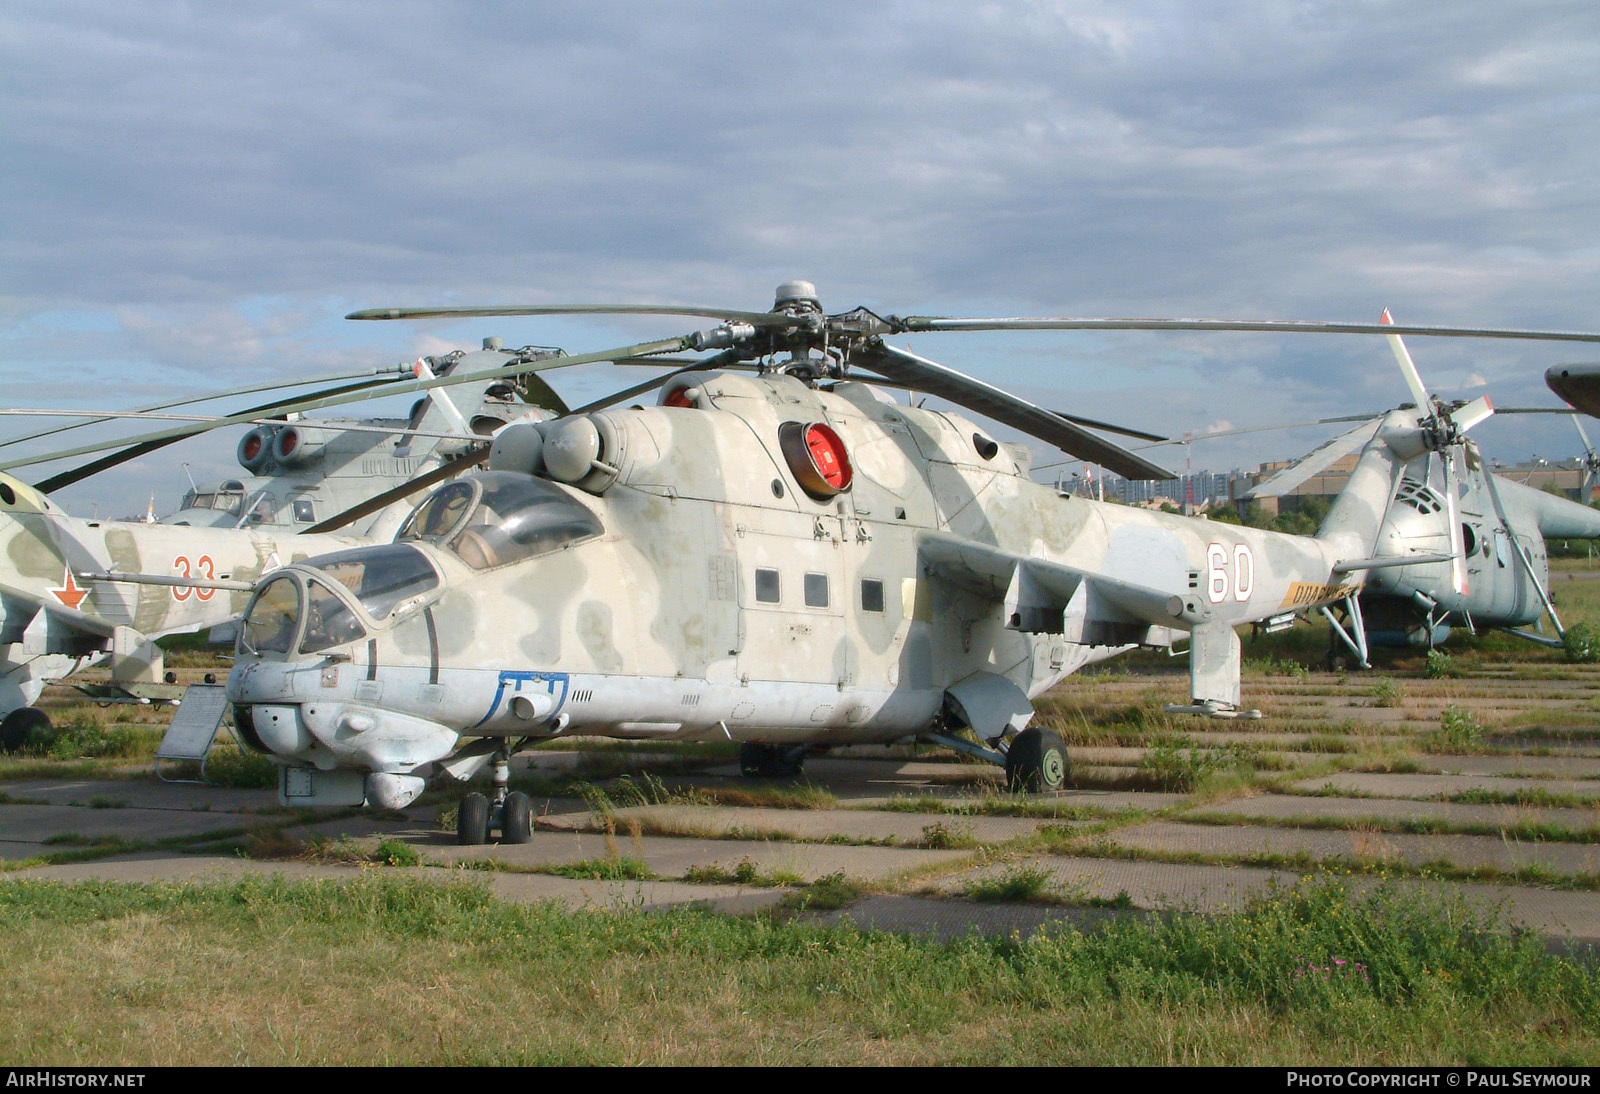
[1233,314,1600,661]
[216,281,1600,842]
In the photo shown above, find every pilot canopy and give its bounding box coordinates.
[396,471,604,571]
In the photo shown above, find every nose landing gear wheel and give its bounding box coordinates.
[1004,727,1069,793]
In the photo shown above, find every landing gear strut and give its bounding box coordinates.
[455,743,533,845]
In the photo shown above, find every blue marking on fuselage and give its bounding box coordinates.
[472,670,571,730]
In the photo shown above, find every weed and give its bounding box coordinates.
[1367,679,1404,707]
[964,864,1054,902]
[203,748,278,789]
[1425,649,1464,679]
[1138,735,1262,792]
[683,856,800,887]
[376,839,421,867]
[920,820,978,849]
[1424,706,1486,754]
[19,718,142,761]
[542,856,653,881]
[1245,656,1309,680]
[798,871,863,911]
[1564,621,1600,664]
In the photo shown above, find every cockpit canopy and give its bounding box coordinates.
[397,472,603,570]
[239,544,441,657]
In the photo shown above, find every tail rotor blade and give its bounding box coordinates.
[1381,309,1433,412]
[1449,395,1495,435]
[1442,449,1470,598]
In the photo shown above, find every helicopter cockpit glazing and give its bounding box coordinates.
[238,545,442,657]
[396,472,603,571]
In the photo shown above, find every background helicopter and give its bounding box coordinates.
[0,347,569,746]
[0,471,369,749]
[1227,316,1600,661]
[213,282,1600,841]
[162,340,568,536]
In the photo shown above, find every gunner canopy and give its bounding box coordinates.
[239,544,440,657]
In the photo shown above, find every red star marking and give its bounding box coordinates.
[48,568,90,611]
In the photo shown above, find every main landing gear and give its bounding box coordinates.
[1003,727,1069,793]
[739,741,807,778]
[456,743,535,846]
[0,707,50,753]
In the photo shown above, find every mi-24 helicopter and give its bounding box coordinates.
[0,346,568,747]
[219,282,1600,840]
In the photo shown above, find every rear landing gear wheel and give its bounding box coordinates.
[457,792,490,845]
[1005,728,1068,793]
[501,791,533,844]
[739,742,803,779]
[0,708,50,753]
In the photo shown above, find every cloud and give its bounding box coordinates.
[3,1,1598,514]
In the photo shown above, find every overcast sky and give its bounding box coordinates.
[3,1,1598,516]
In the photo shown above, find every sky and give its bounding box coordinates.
[3,1,1598,517]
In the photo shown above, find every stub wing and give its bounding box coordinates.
[0,579,116,658]
[918,531,1264,714]
[918,532,1198,647]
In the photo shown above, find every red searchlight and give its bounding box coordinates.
[779,421,853,500]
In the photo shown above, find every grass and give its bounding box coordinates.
[1182,807,1600,847]
[578,772,838,814]
[683,857,803,887]
[542,856,654,881]
[0,873,1596,1064]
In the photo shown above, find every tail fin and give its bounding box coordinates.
[1314,410,1409,560]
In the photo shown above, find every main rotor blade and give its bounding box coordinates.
[568,352,742,415]
[861,342,1174,481]
[519,371,569,415]
[29,375,405,493]
[301,450,490,534]
[348,304,793,328]
[0,364,410,453]
[0,334,696,475]
[847,374,1165,442]
[1240,419,1384,500]
[891,316,1600,343]
[1440,450,1469,597]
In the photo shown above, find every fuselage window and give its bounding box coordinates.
[860,578,885,613]
[293,498,317,523]
[755,568,781,604]
[804,572,829,608]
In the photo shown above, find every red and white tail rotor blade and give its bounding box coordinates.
[1449,394,1495,435]
[1382,308,1434,412]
